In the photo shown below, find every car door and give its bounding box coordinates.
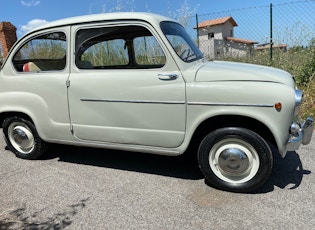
[6,29,71,140]
[68,22,186,148]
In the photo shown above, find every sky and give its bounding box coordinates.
[1,0,294,37]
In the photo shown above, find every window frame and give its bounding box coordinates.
[74,23,167,70]
[12,30,68,73]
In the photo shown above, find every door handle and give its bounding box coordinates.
[158,73,178,81]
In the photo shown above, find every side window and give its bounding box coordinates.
[13,32,66,72]
[134,36,166,66]
[78,37,129,68]
[75,25,166,69]
[167,35,191,57]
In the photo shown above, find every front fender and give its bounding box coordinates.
[184,81,296,156]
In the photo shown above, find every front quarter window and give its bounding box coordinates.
[160,21,203,62]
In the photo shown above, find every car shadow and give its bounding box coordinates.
[43,144,204,180]
[42,145,311,192]
[253,150,311,193]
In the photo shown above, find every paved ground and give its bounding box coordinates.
[0,132,314,230]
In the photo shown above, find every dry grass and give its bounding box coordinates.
[219,46,315,119]
[300,79,315,119]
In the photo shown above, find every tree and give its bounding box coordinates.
[309,37,315,48]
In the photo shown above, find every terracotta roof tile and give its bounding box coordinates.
[226,37,258,44]
[255,44,288,50]
[196,16,238,29]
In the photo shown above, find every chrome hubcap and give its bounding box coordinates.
[12,127,34,149]
[8,122,35,154]
[218,148,250,176]
[209,138,260,184]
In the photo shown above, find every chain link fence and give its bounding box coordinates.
[181,0,315,63]
[179,0,315,117]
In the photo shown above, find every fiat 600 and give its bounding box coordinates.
[0,13,313,192]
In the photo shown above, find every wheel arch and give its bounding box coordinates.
[2,115,48,159]
[187,115,277,153]
[0,112,34,128]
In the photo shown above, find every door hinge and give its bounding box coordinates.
[66,80,70,88]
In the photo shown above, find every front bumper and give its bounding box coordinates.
[286,117,314,152]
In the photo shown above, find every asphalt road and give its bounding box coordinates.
[0,132,314,230]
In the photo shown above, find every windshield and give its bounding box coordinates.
[160,21,203,63]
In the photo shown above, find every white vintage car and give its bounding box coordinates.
[0,12,313,192]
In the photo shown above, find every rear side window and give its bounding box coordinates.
[13,32,67,72]
[75,25,166,69]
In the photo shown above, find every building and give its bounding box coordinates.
[255,43,288,52]
[195,16,258,59]
[0,22,18,63]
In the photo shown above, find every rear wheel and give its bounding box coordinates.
[3,117,47,159]
[198,127,273,193]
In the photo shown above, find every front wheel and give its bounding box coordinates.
[198,127,273,193]
[3,117,47,159]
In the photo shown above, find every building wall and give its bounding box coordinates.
[226,41,254,58]
[198,22,253,59]
[198,25,225,59]
[221,23,234,38]
[0,22,17,59]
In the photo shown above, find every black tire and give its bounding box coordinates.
[3,117,48,159]
[198,127,273,193]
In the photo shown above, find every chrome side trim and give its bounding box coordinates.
[187,102,274,108]
[81,99,274,107]
[80,98,185,105]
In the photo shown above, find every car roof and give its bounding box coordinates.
[27,12,175,35]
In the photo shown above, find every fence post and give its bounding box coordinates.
[270,3,273,65]
[196,13,199,47]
